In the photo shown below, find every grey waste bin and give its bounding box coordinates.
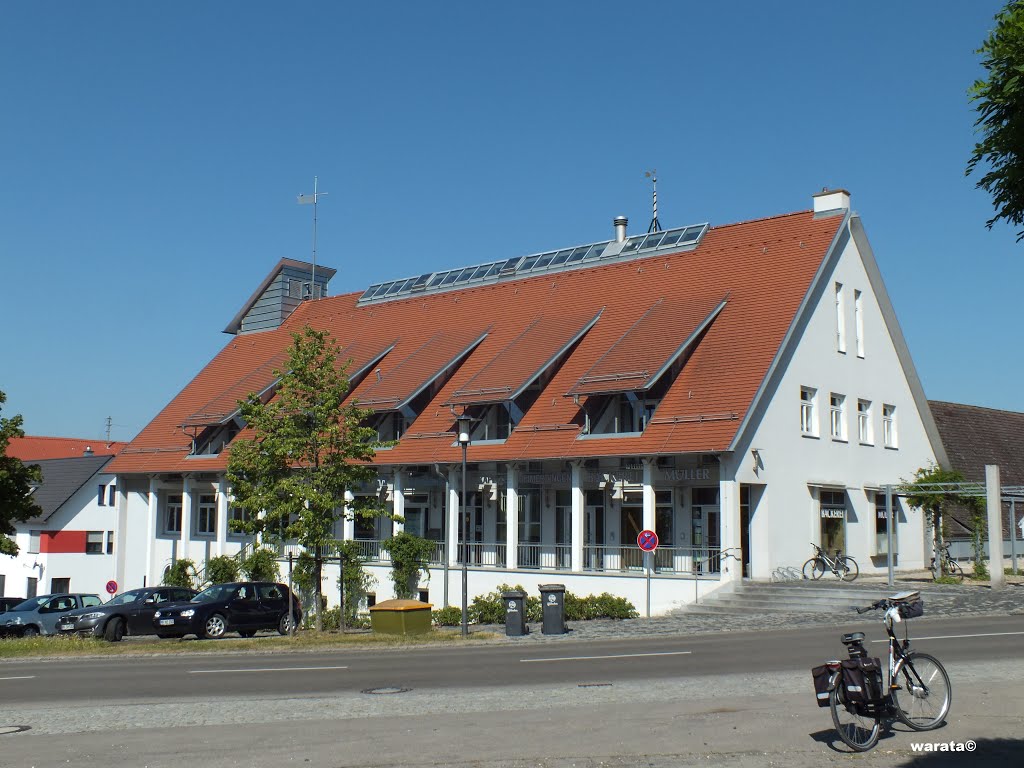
[539,583,566,635]
[502,589,527,637]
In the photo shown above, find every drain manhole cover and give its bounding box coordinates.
[361,687,410,695]
[578,683,612,688]
[0,726,30,736]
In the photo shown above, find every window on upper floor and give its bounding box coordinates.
[830,393,846,440]
[191,421,240,457]
[29,530,40,554]
[229,506,253,536]
[97,485,106,506]
[461,403,514,442]
[86,531,104,554]
[854,289,864,358]
[369,411,409,444]
[196,494,217,536]
[165,494,183,534]
[800,387,818,436]
[835,282,846,354]
[106,530,114,554]
[857,399,873,444]
[107,484,116,506]
[582,393,660,435]
[883,404,898,448]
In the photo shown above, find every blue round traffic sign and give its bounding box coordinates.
[637,529,659,552]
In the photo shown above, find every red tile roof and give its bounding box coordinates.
[7,436,127,461]
[108,209,845,474]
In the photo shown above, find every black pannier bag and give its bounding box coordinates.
[898,599,924,619]
[811,663,837,707]
[841,657,884,703]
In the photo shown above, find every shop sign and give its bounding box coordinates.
[820,508,846,519]
[662,467,713,482]
[521,472,570,485]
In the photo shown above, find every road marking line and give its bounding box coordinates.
[188,665,349,674]
[0,676,35,681]
[521,651,692,663]
[871,631,1024,643]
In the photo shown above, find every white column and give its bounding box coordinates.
[571,461,584,572]
[342,497,355,541]
[506,464,519,570]
[393,468,406,535]
[180,476,192,561]
[719,478,742,583]
[642,458,657,533]
[146,476,159,587]
[447,466,460,566]
[114,476,129,592]
[986,464,1005,589]
[215,477,229,556]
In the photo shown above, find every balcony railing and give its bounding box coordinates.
[458,542,507,567]
[583,545,721,575]
[516,543,572,570]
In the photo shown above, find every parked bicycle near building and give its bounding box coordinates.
[811,591,951,751]
[803,543,859,581]
[930,542,964,580]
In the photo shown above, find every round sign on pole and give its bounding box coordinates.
[637,529,659,552]
[105,580,118,595]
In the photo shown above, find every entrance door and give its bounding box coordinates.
[621,504,643,570]
[692,505,720,574]
[403,494,429,538]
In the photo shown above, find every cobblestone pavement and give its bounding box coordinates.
[494,573,1024,643]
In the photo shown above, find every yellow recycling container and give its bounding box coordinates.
[369,599,434,635]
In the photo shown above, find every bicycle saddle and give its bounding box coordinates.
[841,632,866,644]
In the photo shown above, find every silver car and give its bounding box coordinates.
[0,593,102,637]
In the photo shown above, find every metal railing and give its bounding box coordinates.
[459,542,507,567]
[516,543,572,570]
[583,545,721,575]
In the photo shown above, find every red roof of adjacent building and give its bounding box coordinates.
[7,436,127,461]
[108,209,846,474]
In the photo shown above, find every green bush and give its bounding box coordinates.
[205,555,241,585]
[1005,567,1023,576]
[933,575,962,585]
[241,548,280,582]
[163,558,197,589]
[432,605,463,627]
[467,585,637,624]
[337,540,376,627]
[970,559,991,580]
[469,584,541,624]
[381,532,434,599]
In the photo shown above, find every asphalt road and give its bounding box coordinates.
[2,614,1023,767]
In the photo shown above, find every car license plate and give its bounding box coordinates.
[159,618,174,625]
[59,623,74,630]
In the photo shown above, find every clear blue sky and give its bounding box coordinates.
[2,1,1021,442]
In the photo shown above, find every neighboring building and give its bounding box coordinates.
[927,400,1024,553]
[103,191,946,614]
[6,436,126,461]
[0,455,119,599]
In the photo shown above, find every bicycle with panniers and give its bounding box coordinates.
[810,591,951,752]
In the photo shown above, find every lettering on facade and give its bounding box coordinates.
[821,508,846,519]
[521,472,570,485]
[662,468,712,482]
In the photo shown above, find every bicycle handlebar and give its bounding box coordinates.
[854,599,887,614]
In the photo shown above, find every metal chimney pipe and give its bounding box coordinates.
[614,215,628,243]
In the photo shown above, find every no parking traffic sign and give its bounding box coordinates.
[637,529,659,552]
[105,580,118,595]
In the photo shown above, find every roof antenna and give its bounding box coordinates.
[105,416,113,447]
[645,170,661,233]
[298,176,328,300]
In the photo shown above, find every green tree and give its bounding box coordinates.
[226,326,387,631]
[967,1,1024,240]
[901,464,982,579]
[380,532,435,599]
[0,390,42,555]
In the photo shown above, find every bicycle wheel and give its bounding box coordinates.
[892,652,951,731]
[830,685,880,751]
[803,558,825,580]
[837,556,859,582]
[947,560,964,580]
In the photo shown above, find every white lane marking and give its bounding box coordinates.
[188,665,349,674]
[521,651,692,663]
[871,631,1024,643]
[0,676,35,680]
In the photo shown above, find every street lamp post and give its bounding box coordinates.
[457,414,472,638]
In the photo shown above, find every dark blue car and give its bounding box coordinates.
[153,582,301,639]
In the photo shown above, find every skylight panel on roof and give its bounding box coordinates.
[484,262,504,278]
[658,229,684,247]
[500,257,521,274]
[411,273,432,290]
[641,232,665,249]
[468,264,490,280]
[533,252,556,270]
[620,236,644,254]
[680,224,706,244]
[551,248,575,266]
[518,255,540,271]
[582,242,608,261]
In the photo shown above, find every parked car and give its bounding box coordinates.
[153,582,301,639]
[0,593,103,637]
[57,586,199,641]
[0,597,25,613]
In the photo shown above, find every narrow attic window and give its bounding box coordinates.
[191,422,241,456]
[582,393,659,436]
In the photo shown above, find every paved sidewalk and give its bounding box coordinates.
[491,574,1024,643]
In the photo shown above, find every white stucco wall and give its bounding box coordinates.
[731,219,937,579]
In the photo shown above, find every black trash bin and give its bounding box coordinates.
[539,583,567,635]
[502,589,527,637]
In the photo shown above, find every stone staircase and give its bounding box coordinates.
[678,578,915,616]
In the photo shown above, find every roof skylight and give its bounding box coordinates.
[358,222,709,305]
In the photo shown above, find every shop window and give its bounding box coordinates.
[655,490,673,547]
[86,531,104,554]
[165,494,183,534]
[819,490,847,554]
[800,387,818,436]
[875,493,899,555]
[883,404,897,448]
